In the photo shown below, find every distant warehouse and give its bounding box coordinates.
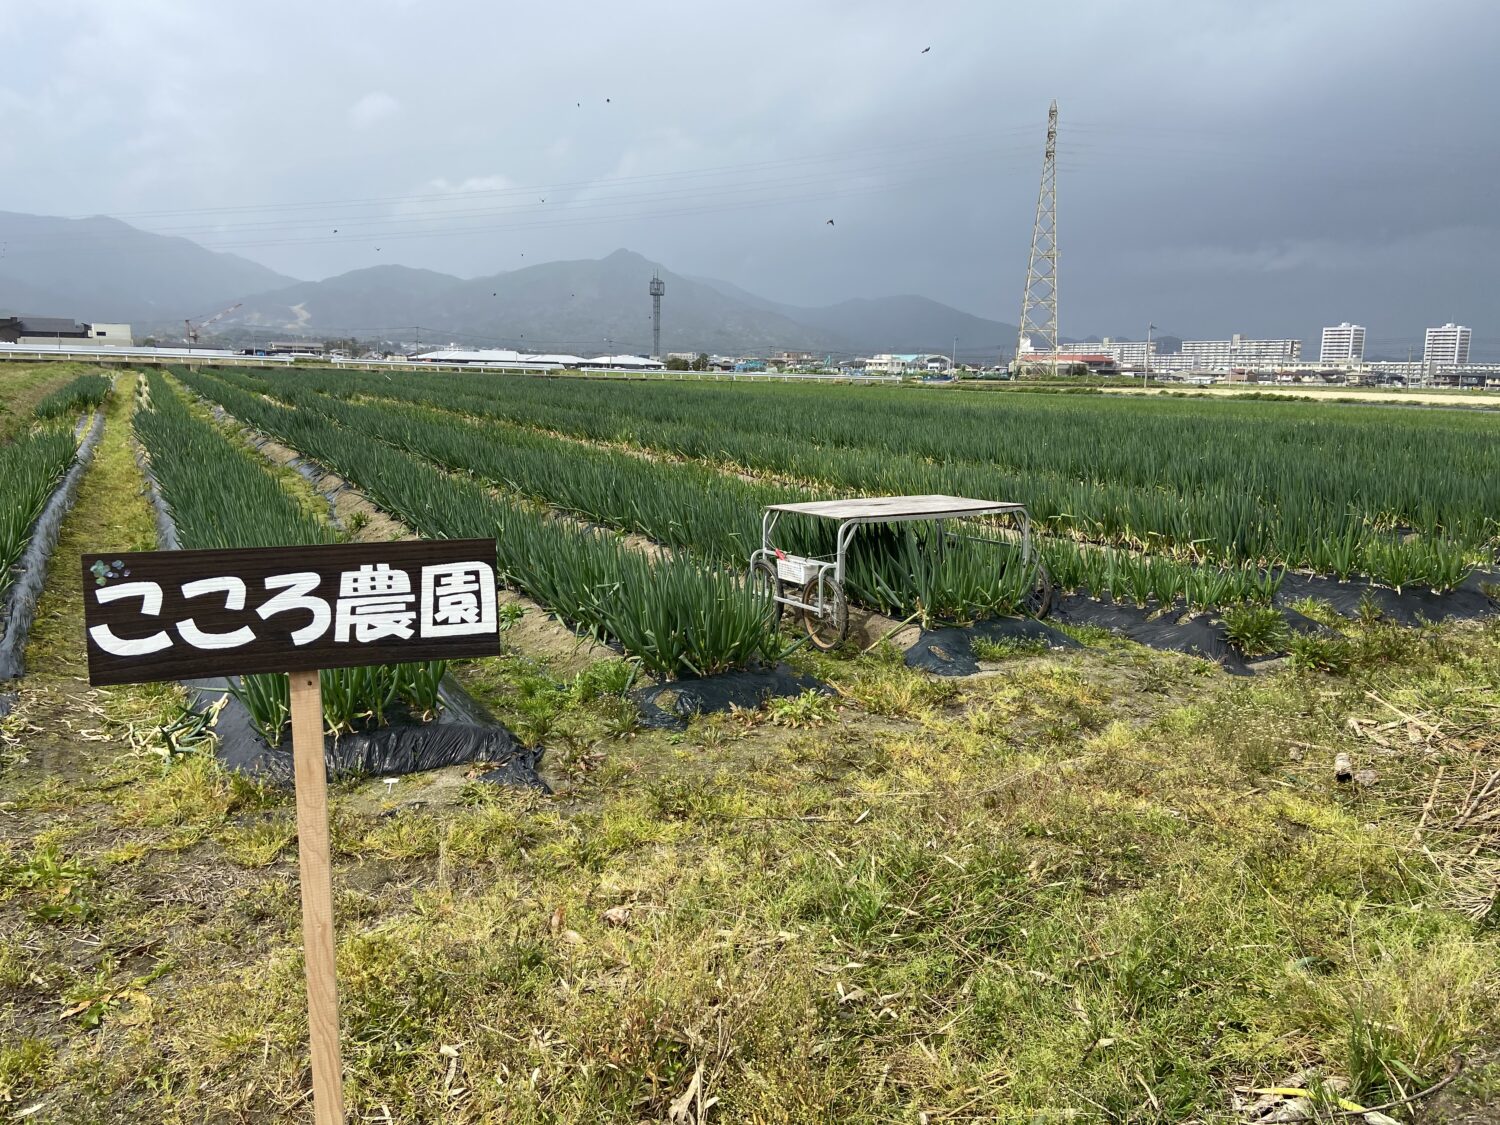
[411,348,665,371]
[0,316,133,347]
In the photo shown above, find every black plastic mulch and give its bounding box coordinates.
[185,676,547,790]
[1053,596,1252,670]
[905,617,1081,676]
[1042,568,1499,677]
[1275,569,1499,626]
[633,663,832,729]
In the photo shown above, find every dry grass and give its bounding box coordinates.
[0,362,105,440]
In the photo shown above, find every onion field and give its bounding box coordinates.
[133,373,450,738]
[0,427,78,603]
[166,365,1499,663]
[263,365,1498,585]
[168,368,778,679]
[0,377,105,603]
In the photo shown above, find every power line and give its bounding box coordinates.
[0,165,1019,259]
[0,142,1045,258]
[98,125,1043,221]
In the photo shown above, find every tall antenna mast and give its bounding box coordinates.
[1015,100,1059,377]
[649,272,666,359]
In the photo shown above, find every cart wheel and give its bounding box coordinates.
[801,577,849,651]
[748,558,783,628]
[1024,562,1054,619]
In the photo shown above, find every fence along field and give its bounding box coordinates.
[174,365,1497,615]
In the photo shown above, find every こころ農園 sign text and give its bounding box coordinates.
[81,539,501,686]
[78,538,505,1124]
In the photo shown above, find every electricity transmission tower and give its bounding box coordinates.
[649,272,665,358]
[1015,100,1059,377]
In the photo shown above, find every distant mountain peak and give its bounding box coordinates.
[0,211,1021,354]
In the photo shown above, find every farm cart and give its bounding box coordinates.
[748,494,1053,650]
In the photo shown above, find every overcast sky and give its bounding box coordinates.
[2,0,1496,352]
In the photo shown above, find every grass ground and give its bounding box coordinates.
[0,377,1497,1122]
[0,362,104,439]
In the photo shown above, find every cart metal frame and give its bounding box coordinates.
[748,495,1042,647]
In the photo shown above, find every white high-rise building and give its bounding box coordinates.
[1320,323,1366,364]
[1423,323,1471,365]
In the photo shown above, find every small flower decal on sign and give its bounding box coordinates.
[91,560,129,586]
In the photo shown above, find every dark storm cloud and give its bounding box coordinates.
[1,0,1495,354]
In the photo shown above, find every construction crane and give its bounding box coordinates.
[184,303,241,348]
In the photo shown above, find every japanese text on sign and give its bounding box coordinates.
[81,540,502,686]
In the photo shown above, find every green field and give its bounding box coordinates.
[2,363,1497,1122]
[185,364,1499,604]
[0,368,105,605]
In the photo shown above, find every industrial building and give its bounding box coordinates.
[1076,338,1156,369]
[0,316,133,346]
[1424,323,1471,365]
[865,353,953,375]
[1175,335,1302,370]
[1320,323,1366,365]
[409,348,664,371]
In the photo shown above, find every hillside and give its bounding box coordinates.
[231,250,852,355]
[0,209,1024,354]
[0,211,296,323]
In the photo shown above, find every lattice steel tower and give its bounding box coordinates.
[1015,100,1059,377]
[649,272,666,358]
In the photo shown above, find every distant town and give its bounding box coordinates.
[1019,321,1493,387]
[1,312,1494,388]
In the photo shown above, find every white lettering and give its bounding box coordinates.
[334,563,415,643]
[176,576,256,650]
[259,572,332,646]
[88,581,172,657]
[419,561,497,638]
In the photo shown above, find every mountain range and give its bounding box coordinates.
[0,211,295,323]
[0,211,1019,357]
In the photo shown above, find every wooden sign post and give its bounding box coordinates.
[290,670,344,1123]
[81,539,502,1125]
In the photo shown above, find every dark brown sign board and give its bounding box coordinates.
[80,537,504,1125]
[81,538,501,686]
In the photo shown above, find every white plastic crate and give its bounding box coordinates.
[775,554,823,585]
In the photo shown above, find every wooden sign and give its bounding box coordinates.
[81,539,500,686]
[81,537,503,1125]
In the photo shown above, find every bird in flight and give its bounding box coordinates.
[606,97,611,103]
[333,228,338,233]
[921,46,931,53]
[826,219,835,226]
